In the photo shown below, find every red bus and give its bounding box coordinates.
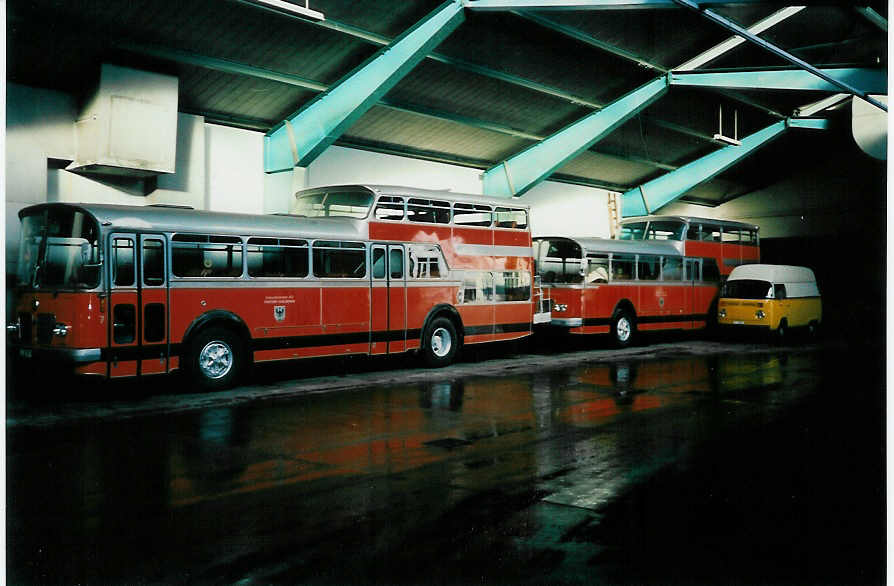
[618,215,760,277]
[8,185,548,389]
[533,236,721,346]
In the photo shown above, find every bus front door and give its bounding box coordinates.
[107,233,169,377]
[371,244,407,354]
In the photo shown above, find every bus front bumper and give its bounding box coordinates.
[13,345,102,364]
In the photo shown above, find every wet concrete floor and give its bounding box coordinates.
[7,332,885,585]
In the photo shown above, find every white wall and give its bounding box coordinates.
[306,145,484,194]
[204,124,264,214]
[523,181,613,238]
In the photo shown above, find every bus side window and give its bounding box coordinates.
[702,258,720,282]
[453,203,492,227]
[774,284,787,300]
[586,255,609,283]
[704,225,722,242]
[495,207,527,229]
[661,257,682,281]
[408,244,447,279]
[494,271,531,301]
[313,241,366,278]
[375,196,405,221]
[372,248,386,279]
[408,199,450,224]
[143,239,165,286]
[611,255,635,281]
[113,238,135,287]
[637,255,660,280]
[722,229,740,242]
[686,224,701,241]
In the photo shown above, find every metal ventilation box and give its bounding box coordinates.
[68,64,179,178]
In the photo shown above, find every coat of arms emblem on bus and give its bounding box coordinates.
[274,306,286,322]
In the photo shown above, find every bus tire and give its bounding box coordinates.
[422,317,459,368]
[611,309,635,348]
[186,327,245,391]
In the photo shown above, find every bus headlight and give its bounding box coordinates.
[755,310,765,320]
[6,319,21,340]
[718,308,726,318]
[52,323,71,337]
[554,304,568,312]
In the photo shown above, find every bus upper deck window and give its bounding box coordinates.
[453,203,492,227]
[686,224,701,240]
[495,208,527,229]
[722,229,740,242]
[704,225,722,242]
[647,221,685,241]
[408,199,450,224]
[619,222,646,240]
[375,196,405,221]
[292,190,373,219]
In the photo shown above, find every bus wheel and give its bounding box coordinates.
[188,327,244,391]
[611,309,635,348]
[422,317,458,367]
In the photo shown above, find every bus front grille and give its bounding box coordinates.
[36,313,56,344]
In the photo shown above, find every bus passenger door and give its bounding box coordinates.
[370,244,407,354]
[138,234,168,374]
[108,234,139,378]
[107,233,169,378]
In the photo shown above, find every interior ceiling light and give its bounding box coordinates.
[237,0,325,21]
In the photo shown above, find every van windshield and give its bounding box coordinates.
[722,279,772,299]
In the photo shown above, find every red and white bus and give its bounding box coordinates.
[618,215,760,277]
[8,185,548,389]
[533,236,721,346]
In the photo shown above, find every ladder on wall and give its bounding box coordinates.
[607,191,621,239]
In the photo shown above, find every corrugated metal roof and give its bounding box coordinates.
[6,0,888,207]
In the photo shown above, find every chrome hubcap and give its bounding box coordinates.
[430,327,452,358]
[199,340,233,379]
[616,317,631,342]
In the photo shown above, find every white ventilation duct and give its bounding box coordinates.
[852,94,887,160]
[68,64,179,178]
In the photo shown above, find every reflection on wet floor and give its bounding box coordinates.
[7,346,883,585]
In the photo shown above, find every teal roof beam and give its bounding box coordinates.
[620,118,827,216]
[465,0,783,10]
[482,76,669,197]
[670,68,887,94]
[670,0,887,112]
[264,0,465,172]
[856,6,887,32]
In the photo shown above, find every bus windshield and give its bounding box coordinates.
[292,190,374,219]
[18,208,101,289]
[722,279,772,299]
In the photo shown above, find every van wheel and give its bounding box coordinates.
[611,309,635,348]
[187,327,245,391]
[422,317,459,368]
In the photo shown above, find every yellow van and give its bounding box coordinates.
[718,264,821,339]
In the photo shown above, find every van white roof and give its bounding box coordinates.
[728,264,816,283]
